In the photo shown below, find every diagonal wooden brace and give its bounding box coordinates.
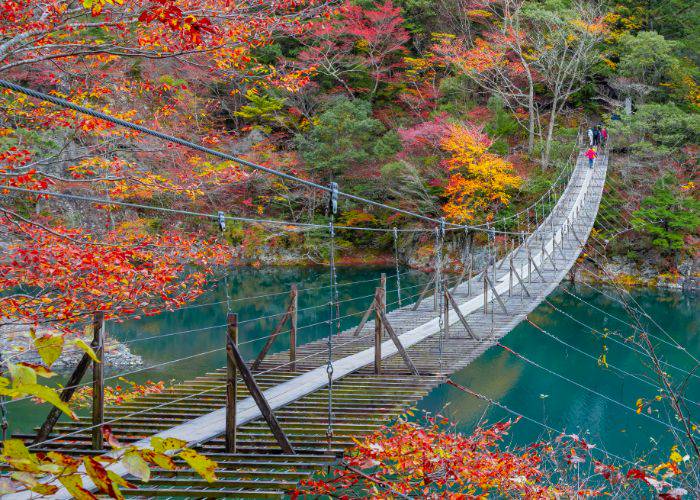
[540,245,557,271]
[34,314,103,445]
[353,300,376,337]
[484,275,508,314]
[226,339,295,454]
[445,289,477,339]
[510,264,531,297]
[376,309,420,375]
[529,255,547,282]
[251,303,293,371]
[411,273,435,311]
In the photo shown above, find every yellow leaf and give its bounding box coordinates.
[71,339,100,363]
[10,472,59,496]
[17,384,76,420]
[151,437,187,454]
[3,439,35,463]
[8,363,36,388]
[122,451,151,482]
[178,448,217,483]
[670,450,683,463]
[58,475,97,500]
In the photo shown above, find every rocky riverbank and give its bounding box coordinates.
[0,326,142,374]
[573,256,699,292]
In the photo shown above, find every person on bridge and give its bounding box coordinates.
[593,126,601,146]
[587,126,594,146]
[601,126,608,148]
[585,147,597,168]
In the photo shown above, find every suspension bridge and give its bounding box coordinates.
[0,78,646,498]
[3,140,608,498]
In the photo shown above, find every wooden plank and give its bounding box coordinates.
[511,264,531,298]
[484,275,508,314]
[445,290,476,339]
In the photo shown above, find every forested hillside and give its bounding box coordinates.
[0,0,698,326]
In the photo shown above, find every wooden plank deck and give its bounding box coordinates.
[7,152,608,499]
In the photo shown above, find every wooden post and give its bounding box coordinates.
[468,253,473,296]
[226,336,295,454]
[374,275,386,375]
[527,248,532,285]
[508,255,513,297]
[443,283,450,339]
[91,312,105,451]
[34,315,103,444]
[289,285,297,372]
[483,272,488,314]
[225,313,238,453]
[376,309,420,376]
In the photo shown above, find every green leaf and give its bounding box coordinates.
[8,363,36,388]
[35,334,64,368]
[16,384,76,420]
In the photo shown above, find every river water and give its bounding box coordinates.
[6,266,698,465]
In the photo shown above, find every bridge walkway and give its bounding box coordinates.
[11,152,608,498]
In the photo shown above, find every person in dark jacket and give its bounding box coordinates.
[592,126,601,146]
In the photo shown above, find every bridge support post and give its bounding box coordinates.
[468,253,473,295]
[508,255,513,296]
[34,312,104,446]
[226,319,295,454]
[252,286,297,371]
[91,312,105,451]
[374,274,386,374]
[290,284,297,372]
[483,272,488,314]
[226,313,238,453]
[443,282,450,339]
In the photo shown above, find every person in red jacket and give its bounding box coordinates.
[601,127,608,147]
[585,147,597,168]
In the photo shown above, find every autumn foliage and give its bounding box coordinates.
[440,123,521,223]
[296,413,689,499]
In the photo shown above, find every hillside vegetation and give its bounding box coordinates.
[0,0,698,330]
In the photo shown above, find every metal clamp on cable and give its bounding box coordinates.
[328,181,338,216]
[218,210,226,232]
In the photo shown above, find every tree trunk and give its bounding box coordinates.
[527,87,535,154]
[543,96,558,169]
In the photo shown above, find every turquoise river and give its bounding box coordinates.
[5,266,698,465]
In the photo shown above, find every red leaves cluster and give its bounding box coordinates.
[0,218,230,330]
[0,147,53,191]
[138,1,218,48]
[297,414,690,499]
